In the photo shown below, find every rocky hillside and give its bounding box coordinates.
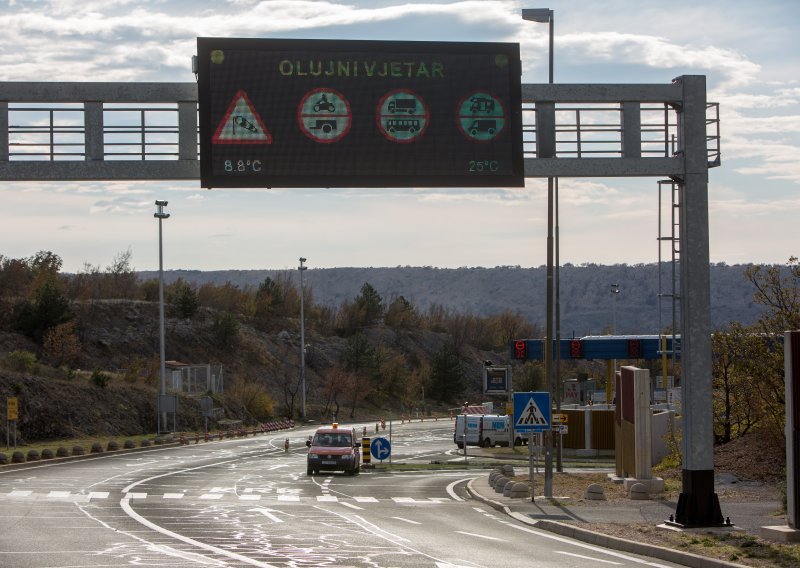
[0,299,506,442]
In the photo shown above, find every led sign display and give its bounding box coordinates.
[197,37,523,188]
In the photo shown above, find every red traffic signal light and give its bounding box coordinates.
[628,339,642,358]
[569,339,583,358]
[514,340,527,360]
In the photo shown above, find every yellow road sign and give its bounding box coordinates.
[552,413,568,424]
[7,397,18,421]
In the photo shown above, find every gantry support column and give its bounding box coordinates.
[673,75,725,526]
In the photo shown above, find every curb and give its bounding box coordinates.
[465,478,748,568]
[0,441,182,472]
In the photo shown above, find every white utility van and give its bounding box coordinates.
[480,415,510,447]
[453,414,482,448]
[454,414,511,448]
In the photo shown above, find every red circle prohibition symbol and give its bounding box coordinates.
[376,89,430,144]
[297,87,352,143]
[456,91,508,143]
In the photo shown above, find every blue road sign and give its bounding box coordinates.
[370,437,391,461]
[513,391,551,432]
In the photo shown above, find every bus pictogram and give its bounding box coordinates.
[297,88,352,143]
[457,91,506,142]
[377,89,429,143]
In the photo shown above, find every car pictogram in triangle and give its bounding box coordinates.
[212,90,272,145]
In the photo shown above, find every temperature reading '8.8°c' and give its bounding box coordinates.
[224,159,263,173]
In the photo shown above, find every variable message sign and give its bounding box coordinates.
[197,38,523,188]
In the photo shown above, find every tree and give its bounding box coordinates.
[743,256,800,438]
[711,323,761,443]
[428,344,465,403]
[13,280,73,342]
[212,312,240,347]
[341,333,374,373]
[103,248,137,299]
[384,295,418,329]
[355,282,384,324]
[168,279,200,319]
[227,378,275,421]
[43,321,82,367]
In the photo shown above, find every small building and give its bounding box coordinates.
[166,361,224,394]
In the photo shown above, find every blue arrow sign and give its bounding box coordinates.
[370,437,391,461]
[513,391,551,432]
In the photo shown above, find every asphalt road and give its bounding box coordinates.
[0,420,685,567]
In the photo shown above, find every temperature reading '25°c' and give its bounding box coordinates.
[468,160,499,173]
[224,159,263,173]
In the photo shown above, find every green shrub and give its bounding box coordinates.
[91,370,112,388]
[4,350,38,373]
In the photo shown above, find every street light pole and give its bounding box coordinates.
[611,283,621,334]
[522,5,556,495]
[154,200,170,433]
[298,257,308,422]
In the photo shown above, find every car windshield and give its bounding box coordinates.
[314,433,351,447]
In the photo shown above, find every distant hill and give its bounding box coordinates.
[137,264,764,336]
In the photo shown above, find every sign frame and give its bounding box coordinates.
[197,37,523,189]
[483,365,511,395]
[513,391,551,433]
[370,437,391,461]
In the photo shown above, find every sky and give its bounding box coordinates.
[1,0,798,273]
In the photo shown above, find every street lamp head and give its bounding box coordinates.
[154,199,170,219]
[521,8,552,23]
[299,257,307,263]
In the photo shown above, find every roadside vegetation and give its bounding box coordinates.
[0,249,797,483]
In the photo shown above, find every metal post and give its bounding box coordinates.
[154,200,170,433]
[522,5,555,498]
[299,257,308,422]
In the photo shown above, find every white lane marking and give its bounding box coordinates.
[556,550,622,565]
[338,501,364,510]
[278,495,299,501]
[163,493,185,499]
[316,495,338,502]
[504,521,675,567]
[200,493,224,500]
[354,496,379,503]
[8,490,32,497]
[391,517,421,525]
[447,477,478,501]
[47,491,71,498]
[392,497,416,503]
[249,507,284,523]
[126,461,158,467]
[87,492,109,500]
[120,498,280,567]
[455,531,505,542]
[238,494,261,501]
[127,492,147,499]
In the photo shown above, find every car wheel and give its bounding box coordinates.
[307,467,313,476]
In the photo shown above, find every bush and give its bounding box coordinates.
[91,370,112,388]
[4,350,38,373]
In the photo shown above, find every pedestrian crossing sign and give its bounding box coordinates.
[513,391,551,432]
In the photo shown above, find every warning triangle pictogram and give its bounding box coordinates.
[516,397,548,427]
[212,90,272,145]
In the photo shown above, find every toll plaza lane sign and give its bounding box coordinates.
[197,37,523,188]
